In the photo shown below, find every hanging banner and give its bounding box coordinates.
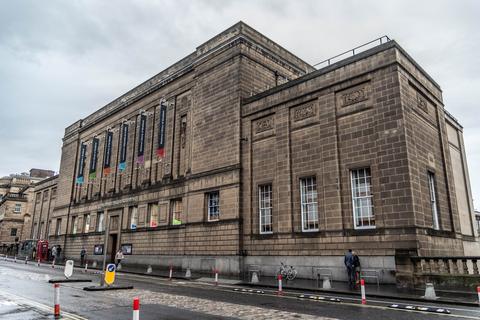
[89,137,99,179]
[156,102,167,158]
[119,123,129,171]
[137,114,147,164]
[103,131,113,176]
[76,143,87,184]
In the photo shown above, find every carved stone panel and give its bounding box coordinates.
[293,103,316,121]
[417,92,428,113]
[335,82,372,117]
[341,86,368,107]
[254,116,274,134]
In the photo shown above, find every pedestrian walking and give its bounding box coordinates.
[51,246,57,263]
[115,249,124,267]
[80,247,87,267]
[344,249,355,289]
[56,245,62,262]
[352,251,361,288]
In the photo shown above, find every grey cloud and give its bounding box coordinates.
[0,0,479,207]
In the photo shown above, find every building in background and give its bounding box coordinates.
[46,22,477,285]
[0,169,54,252]
[28,175,58,242]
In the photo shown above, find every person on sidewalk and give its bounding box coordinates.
[51,246,57,264]
[344,249,355,289]
[80,247,87,267]
[115,249,124,267]
[56,245,62,262]
[352,251,361,288]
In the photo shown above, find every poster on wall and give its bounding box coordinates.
[94,244,104,255]
[121,244,132,255]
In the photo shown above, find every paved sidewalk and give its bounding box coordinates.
[238,275,480,306]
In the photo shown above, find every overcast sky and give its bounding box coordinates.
[0,0,479,208]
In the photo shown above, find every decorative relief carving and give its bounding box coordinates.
[341,86,368,107]
[293,103,316,121]
[417,92,428,113]
[255,117,274,134]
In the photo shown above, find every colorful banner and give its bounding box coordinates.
[137,114,147,164]
[103,130,113,176]
[119,123,129,171]
[89,137,99,179]
[157,102,167,158]
[76,143,87,184]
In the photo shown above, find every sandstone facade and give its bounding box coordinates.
[41,22,477,284]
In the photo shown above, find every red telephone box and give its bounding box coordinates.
[36,240,49,261]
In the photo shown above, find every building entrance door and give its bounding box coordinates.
[109,234,117,263]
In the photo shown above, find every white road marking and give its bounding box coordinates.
[0,290,87,320]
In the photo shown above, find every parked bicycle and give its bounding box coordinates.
[279,262,297,281]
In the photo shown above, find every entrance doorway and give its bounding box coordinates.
[109,234,117,264]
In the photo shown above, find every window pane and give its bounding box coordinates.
[351,168,374,228]
[300,177,318,232]
[259,184,273,234]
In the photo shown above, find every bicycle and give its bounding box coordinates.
[279,262,297,281]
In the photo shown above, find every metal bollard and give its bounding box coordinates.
[52,259,55,269]
[37,259,40,267]
[53,283,60,318]
[25,257,28,265]
[277,274,283,295]
[360,279,366,305]
[214,269,219,286]
[169,265,173,280]
[14,255,17,263]
[133,297,140,320]
[84,262,88,273]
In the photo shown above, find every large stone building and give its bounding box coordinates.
[40,22,477,284]
[0,169,54,251]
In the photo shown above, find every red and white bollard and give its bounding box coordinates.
[169,265,173,280]
[360,279,366,305]
[214,269,219,286]
[477,286,480,307]
[277,274,283,295]
[133,297,140,320]
[53,283,60,318]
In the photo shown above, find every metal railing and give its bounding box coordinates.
[312,36,391,70]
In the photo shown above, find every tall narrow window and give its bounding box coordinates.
[96,212,105,232]
[72,216,78,234]
[14,204,21,213]
[171,199,183,225]
[207,191,220,221]
[259,184,273,234]
[40,222,45,238]
[351,168,375,229]
[428,172,440,230]
[148,203,159,228]
[10,228,17,237]
[129,206,138,229]
[300,177,318,232]
[83,214,91,233]
[55,218,62,236]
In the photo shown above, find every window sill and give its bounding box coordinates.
[354,226,376,230]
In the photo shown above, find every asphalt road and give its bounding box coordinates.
[0,258,479,320]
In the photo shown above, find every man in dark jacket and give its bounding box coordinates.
[344,249,355,289]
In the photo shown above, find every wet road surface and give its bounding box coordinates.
[0,258,479,319]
